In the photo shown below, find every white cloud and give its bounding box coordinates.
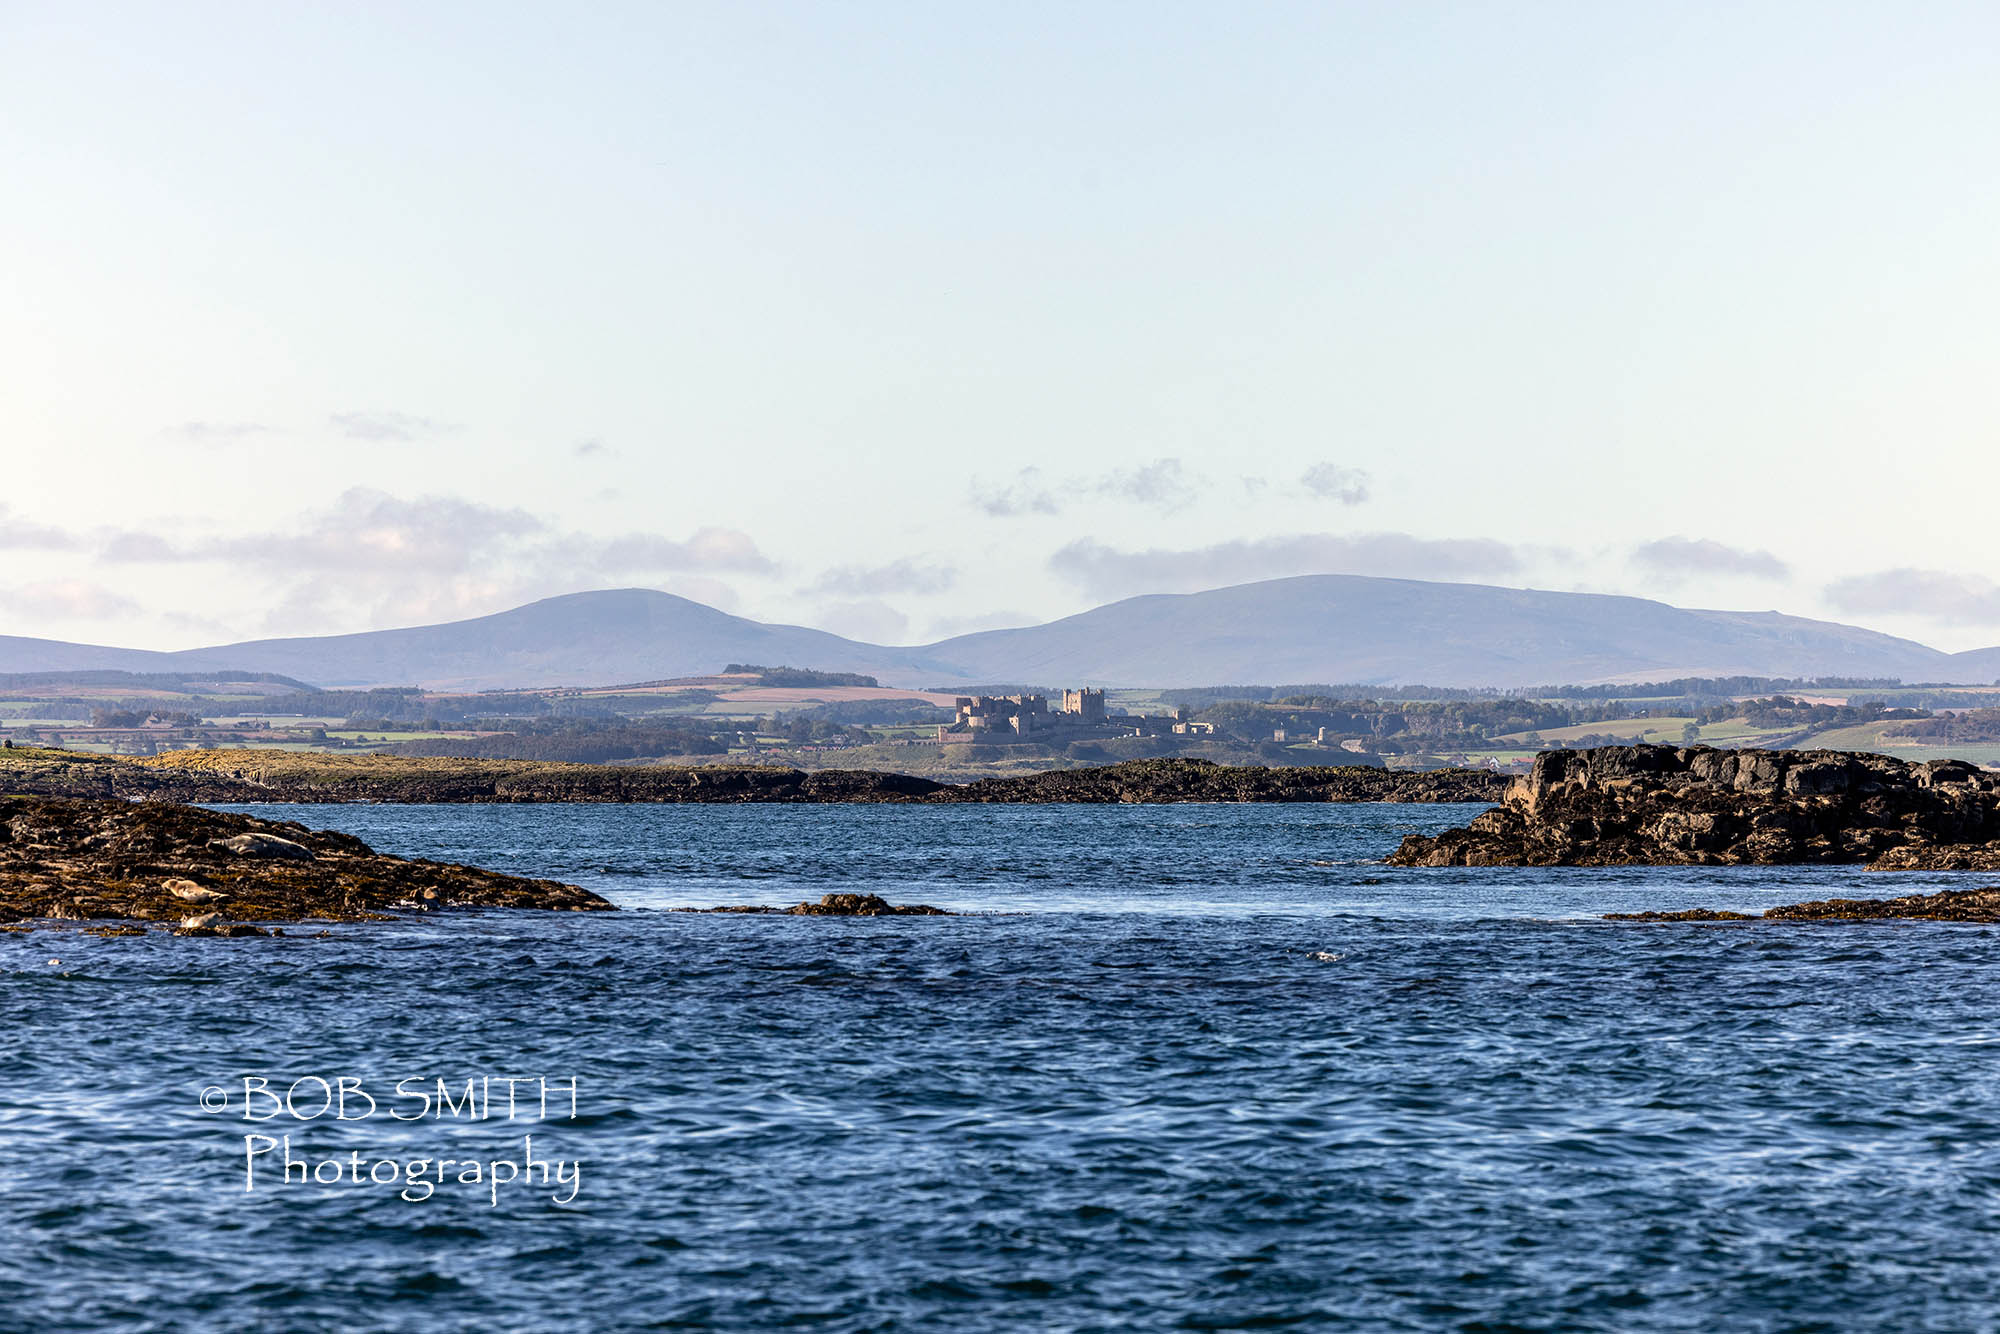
[329,411,458,442]
[1632,537,1789,581]
[969,467,1061,517]
[1298,463,1371,505]
[167,421,274,444]
[1096,458,1196,512]
[809,557,957,597]
[1,579,139,621]
[0,506,84,551]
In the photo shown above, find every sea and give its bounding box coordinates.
[5,801,2000,1332]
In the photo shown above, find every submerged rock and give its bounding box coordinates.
[679,893,950,917]
[1391,745,2000,869]
[788,893,948,916]
[1602,908,1758,921]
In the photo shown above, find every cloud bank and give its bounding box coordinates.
[1048,532,1526,600]
[70,488,772,634]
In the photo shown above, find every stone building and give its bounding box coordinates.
[942,688,1114,740]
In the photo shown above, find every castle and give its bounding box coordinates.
[943,688,1107,739]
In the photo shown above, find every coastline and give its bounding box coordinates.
[0,747,1507,806]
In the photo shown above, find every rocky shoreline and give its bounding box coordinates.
[1,749,1506,806]
[0,794,612,933]
[1390,745,2000,870]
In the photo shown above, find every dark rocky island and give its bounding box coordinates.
[0,794,612,933]
[0,748,1505,806]
[1390,744,2000,869]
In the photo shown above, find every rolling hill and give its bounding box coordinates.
[4,577,1996,691]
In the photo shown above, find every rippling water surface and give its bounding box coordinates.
[5,802,2000,1332]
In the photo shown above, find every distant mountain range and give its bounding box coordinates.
[5,576,1998,691]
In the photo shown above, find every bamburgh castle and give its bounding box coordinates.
[944,688,1107,738]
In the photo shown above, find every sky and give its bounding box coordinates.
[3,1,1998,653]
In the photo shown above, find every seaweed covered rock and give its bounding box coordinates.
[0,795,613,927]
[1607,887,2000,923]
[1391,745,2000,868]
[1762,887,2000,921]
[677,893,949,916]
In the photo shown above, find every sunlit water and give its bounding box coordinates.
[4,802,1999,1332]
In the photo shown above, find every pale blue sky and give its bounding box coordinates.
[4,2,1997,651]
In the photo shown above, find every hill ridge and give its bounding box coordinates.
[2,577,1994,691]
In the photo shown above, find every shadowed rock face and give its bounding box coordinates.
[1389,745,2000,869]
[0,795,613,929]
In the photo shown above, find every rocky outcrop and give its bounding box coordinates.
[676,893,949,916]
[945,759,1504,804]
[0,795,613,929]
[1608,887,2000,923]
[1763,887,2000,921]
[1389,745,2000,868]
[0,747,1506,806]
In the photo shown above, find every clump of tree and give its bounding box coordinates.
[724,664,880,689]
[1713,697,1927,731]
[386,721,729,763]
[772,699,953,727]
[758,713,873,746]
[1886,708,2000,743]
[1189,695,1659,752]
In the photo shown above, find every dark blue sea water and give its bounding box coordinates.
[6,802,2000,1332]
